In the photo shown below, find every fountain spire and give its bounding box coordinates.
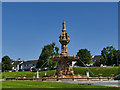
[62,20,66,32]
[59,20,70,56]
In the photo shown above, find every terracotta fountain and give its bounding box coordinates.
[50,20,81,78]
[41,21,114,81]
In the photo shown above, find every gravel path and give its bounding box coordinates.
[47,80,120,87]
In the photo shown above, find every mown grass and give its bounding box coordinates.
[1,81,118,88]
[2,70,56,78]
[73,67,120,77]
[1,67,120,78]
[0,73,2,79]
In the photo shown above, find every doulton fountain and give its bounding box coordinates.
[49,20,114,81]
[50,20,79,77]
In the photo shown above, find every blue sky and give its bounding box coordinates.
[2,2,118,61]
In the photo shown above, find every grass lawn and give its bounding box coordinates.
[0,73,2,79]
[1,67,119,78]
[2,70,56,78]
[1,81,118,88]
[73,66,120,77]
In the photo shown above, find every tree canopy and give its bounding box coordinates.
[76,49,92,66]
[2,56,12,71]
[36,42,59,69]
[100,46,120,66]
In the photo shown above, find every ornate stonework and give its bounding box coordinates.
[59,20,70,56]
[50,20,79,76]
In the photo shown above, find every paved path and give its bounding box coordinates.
[47,80,120,87]
[0,79,4,81]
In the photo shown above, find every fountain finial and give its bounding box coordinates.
[62,20,66,32]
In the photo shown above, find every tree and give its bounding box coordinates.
[100,45,120,66]
[36,42,59,69]
[113,50,120,66]
[0,63,1,70]
[100,46,116,66]
[2,56,12,72]
[76,49,92,67]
